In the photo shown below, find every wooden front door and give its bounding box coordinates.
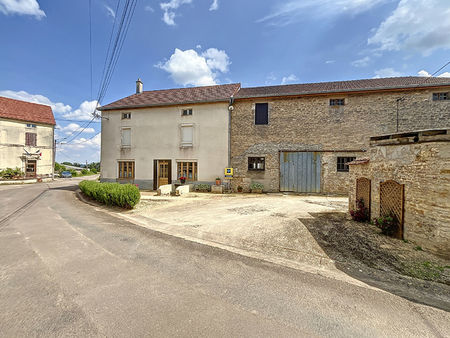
[26,160,36,177]
[155,160,171,189]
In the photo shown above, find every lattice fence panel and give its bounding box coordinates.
[356,178,371,212]
[380,180,404,238]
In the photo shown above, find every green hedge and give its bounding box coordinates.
[79,180,140,209]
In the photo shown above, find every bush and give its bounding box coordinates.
[350,198,369,222]
[375,214,399,237]
[70,170,78,177]
[90,168,98,174]
[81,169,89,175]
[250,182,264,190]
[79,180,140,209]
[196,183,210,192]
[0,167,24,179]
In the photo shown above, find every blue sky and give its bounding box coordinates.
[1,0,449,163]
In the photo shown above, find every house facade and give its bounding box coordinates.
[0,97,55,177]
[230,77,450,194]
[99,81,240,189]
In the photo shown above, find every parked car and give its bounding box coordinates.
[61,171,72,178]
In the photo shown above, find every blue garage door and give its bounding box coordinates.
[280,152,321,193]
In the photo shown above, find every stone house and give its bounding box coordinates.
[230,77,450,194]
[348,129,450,258]
[0,96,55,177]
[98,80,240,190]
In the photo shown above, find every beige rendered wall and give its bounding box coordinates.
[231,88,450,193]
[100,102,229,188]
[349,137,450,257]
[0,118,54,176]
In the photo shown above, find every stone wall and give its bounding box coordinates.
[231,88,450,193]
[349,130,450,258]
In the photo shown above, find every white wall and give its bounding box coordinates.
[100,102,229,186]
[0,118,54,175]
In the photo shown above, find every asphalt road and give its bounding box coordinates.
[0,179,449,337]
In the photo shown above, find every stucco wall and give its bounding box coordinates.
[0,118,54,176]
[231,88,450,193]
[100,102,229,189]
[349,134,450,257]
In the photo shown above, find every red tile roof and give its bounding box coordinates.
[0,96,55,125]
[99,83,241,111]
[235,77,450,99]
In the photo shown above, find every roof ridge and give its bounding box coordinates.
[140,82,241,94]
[0,95,52,108]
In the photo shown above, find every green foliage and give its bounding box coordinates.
[350,198,369,222]
[70,170,78,177]
[88,162,100,171]
[90,168,98,174]
[403,261,448,282]
[62,162,72,166]
[250,182,264,190]
[196,183,211,192]
[0,167,24,179]
[81,169,89,175]
[414,245,423,251]
[375,214,399,237]
[79,180,140,209]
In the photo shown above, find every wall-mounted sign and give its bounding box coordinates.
[224,167,233,178]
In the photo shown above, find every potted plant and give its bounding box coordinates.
[179,176,186,184]
[237,185,243,193]
[250,182,264,193]
[215,177,222,185]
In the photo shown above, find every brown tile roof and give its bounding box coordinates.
[348,158,370,165]
[99,83,241,111]
[235,77,450,99]
[0,96,55,125]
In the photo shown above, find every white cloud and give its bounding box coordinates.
[325,60,335,64]
[209,0,219,11]
[418,69,450,78]
[281,74,298,85]
[0,0,45,19]
[156,47,230,86]
[160,0,192,25]
[104,4,115,18]
[58,123,95,135]
[351,56,370,67]
[373,68,402,78]
[369,0,450,55]
[0,90,71,114]
[144,5,154,12]
[257,0,388,26]
[62,100,99,121]
[57,133,101,162]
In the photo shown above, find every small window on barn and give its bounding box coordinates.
[330,98,345,106]
[248,157,265,171]
[122,113,131,119]
[26,123,36,128]
[432,92,449,101]
[337,157,356,172]
[182,109,193,116]
[25,132,37,146]
[255,103,269,125]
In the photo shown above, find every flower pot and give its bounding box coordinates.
[251,189,263,194]
[215,179,221,186]
[180,179,186,184]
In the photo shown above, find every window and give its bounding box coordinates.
[433,92,449,101]
[248,157,265,171]
[330,98,345,106]
[121,128,131,147]
[25,132,37,146]
[122,113,131,119]
[337,157,356,172]
[26,123,36,128]
[255,103,269,125]
[182,109,193,116]
[180,125,193,147]
[177,162,197,181]
[118,161,135,179]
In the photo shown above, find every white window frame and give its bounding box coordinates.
[122,112,131,119]
[182,108,193,116]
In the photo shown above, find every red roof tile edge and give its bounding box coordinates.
[0,96,55,125]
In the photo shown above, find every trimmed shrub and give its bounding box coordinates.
[350,198,369,222]
[79,180,140,209]
[375,214,399,237]
[195,183,211,192]
[250,182,264,190]
[81,169,89,175]
[0,167,24,179]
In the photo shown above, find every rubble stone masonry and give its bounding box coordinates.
[231,88,450,193]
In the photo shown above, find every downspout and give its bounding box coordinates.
[52,125,55,180]
[228,97,234,168]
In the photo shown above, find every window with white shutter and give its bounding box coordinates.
[180,125,193,147]
[121,128,131,147]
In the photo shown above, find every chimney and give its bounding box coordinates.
[136,78,143,94]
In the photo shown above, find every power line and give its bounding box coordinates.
[89,0,93,101]
[55,118,101,123]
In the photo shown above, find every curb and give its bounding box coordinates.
[75,190,375,289]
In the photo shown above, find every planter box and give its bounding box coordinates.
[251,189,263,194]
[211,185,224,194]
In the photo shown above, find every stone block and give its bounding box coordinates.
[157,184,173,196]
[176,184,192,196]
[211,185,224,194]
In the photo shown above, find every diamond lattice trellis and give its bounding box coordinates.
[380,180,404,238]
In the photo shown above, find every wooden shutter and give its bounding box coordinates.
[153,160,157,190]
[167,160,172,184]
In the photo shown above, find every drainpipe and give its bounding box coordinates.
[52,126,55,180]
[228,97,234,168]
